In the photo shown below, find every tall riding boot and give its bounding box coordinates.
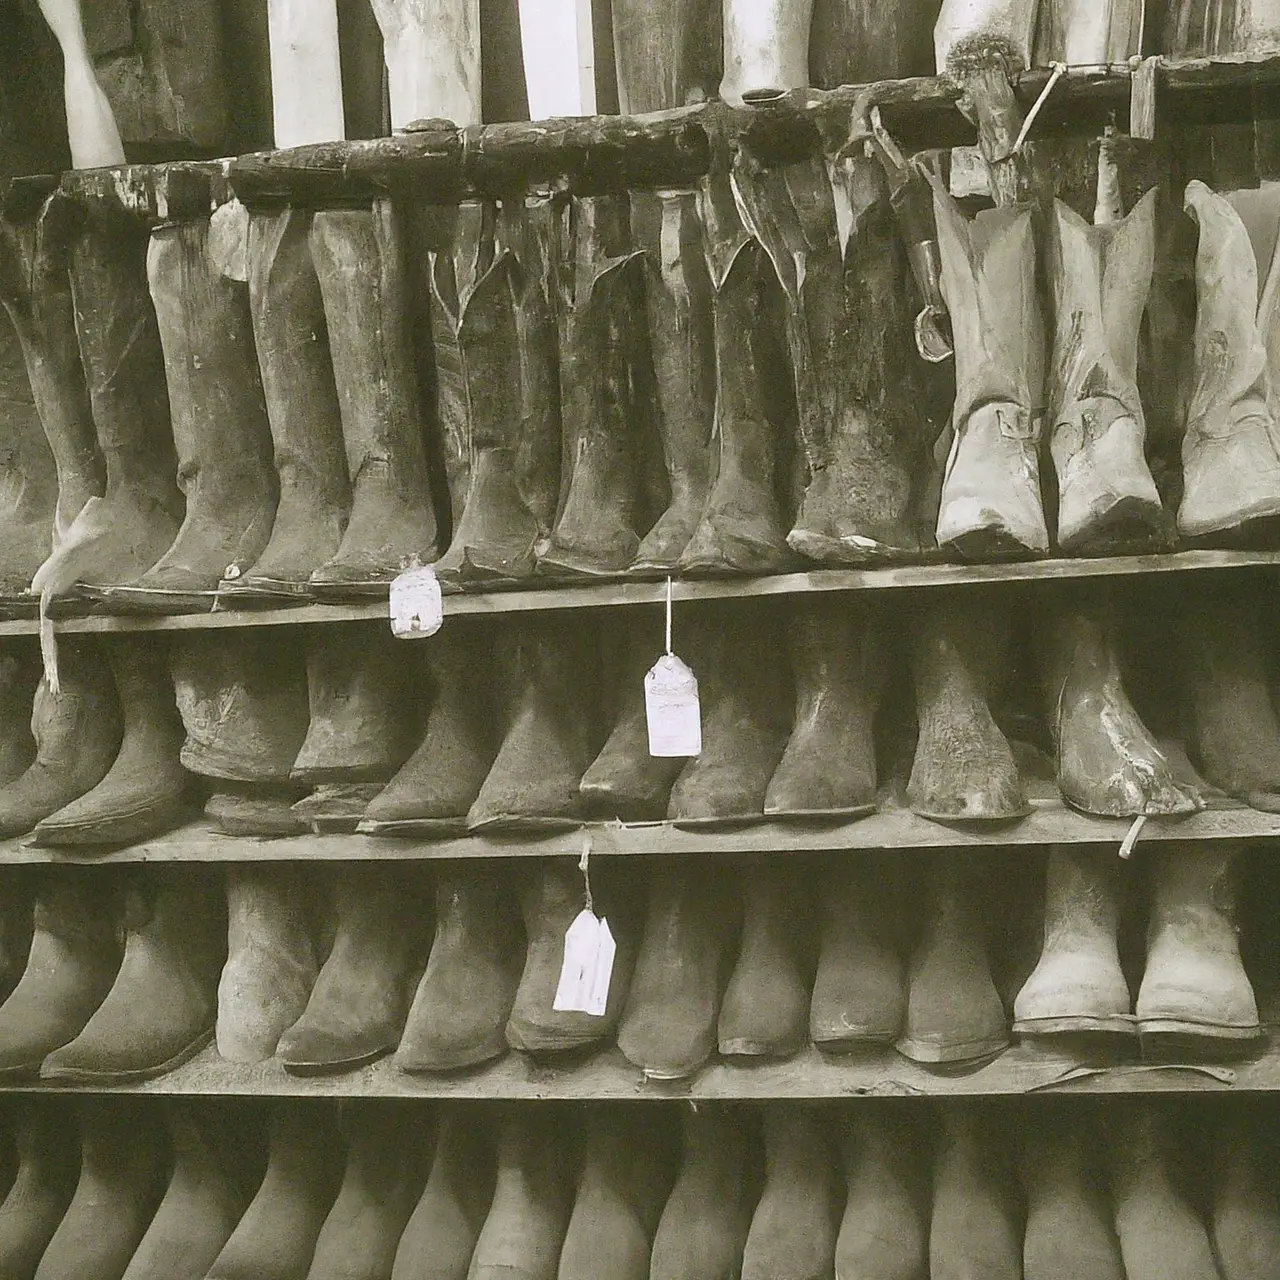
[765,597,885,818]
[41,868,226,1083]
[1014,846,1133,1036]
[218,865,318,1064]
[612,0,719,111]
[0,645,38,785]
[1179,181,1280,540]
[33,637,191,846]
[308,200,438,594]
[1136,843,1259,1040]
[931,176,1048,558]
[908,592,1027,821]
[277,865,431,1073]
[897,857,1009,1064]
[0,1099,80,1278]
[741,1106,840,1280]
[395,868,523,1073]
[617,860,738,1079]
[720,0,813,102]
[1210,1109,1280,1280]
[717,864,813,1059]
[225,207,350,599]
[650,1106,756,1280]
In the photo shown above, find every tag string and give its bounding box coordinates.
[1118,814,1147,860]
[664,576,673,656]
[578,831,594,914]
[998,61,1066,160]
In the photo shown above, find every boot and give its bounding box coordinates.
[1034,0,1143,63]
[810,858,905,1048]
[617,861,738,1079]
[467,1106,576,1280]
[223,207,350,599]
[557,1106,675,1280]
[395,868,523,1073]
[720,0,812,102]
[467,619,599,831]
[294,783,386,833]
[391,1104,495,1280]
[717,864,813,1058]
[765,597,885,819]
[277,865,430,1073]
[1210,1109,1280,1280]
[1179,181,1280,541]
[0,871,121,1078]
[206,784,308,837]
[931,177,1048,558]
[741,1106,840,1280]
[897,858,1009,1064]
[907,592,1027,821]
[1014,847,1133,1036]
[612,0,719,112]
[218,865,318,1064]
[0,1098,80,1278]
[809,0,933,83]
[360,622,498,834]
[32,638,192,846]
[0,645,38,785]
[1135,843,1259,1039]
[308,200,438,594]
[0,875,34,1004]
[835,1109,927,1280]
[33,1098,167,1280]
[41,869,226,1083]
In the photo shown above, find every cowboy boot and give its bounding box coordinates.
[0,645,38,785]
[612,0,719,112]
[222,206,350,600]
[32,637,192,846]
[218,865,318,1064]
[1210,1109,1280,1280]
[717,864,814,1059]
[1035,0,1144,65]
[0,1099,80,1279]
[41,869,226,1083]
[741,1106,840,1280]
[367,0,482,129]
[395,868,523,1073]
[765,597,885,819]
[1014,846,1133,1036]
[1136,843,1259,1040]
[720,0,813,102]
[810,0,934,84]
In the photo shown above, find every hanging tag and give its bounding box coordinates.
[645,653,701,757]
[389,564,442,638]
[553,909,616,1015]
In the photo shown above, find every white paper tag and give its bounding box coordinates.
[644,652,701,757]
[389,565,443,638]
[553,909,615,1016]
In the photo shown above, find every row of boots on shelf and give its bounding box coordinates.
[0,1094,1275,1280]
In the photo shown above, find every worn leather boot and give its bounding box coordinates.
[41,869,226,1083]
[33,638,191,846]
[0,1099,80,1277]
[278,865,430,1073]
[218,865,318,1064]
[1210,1109,1280,1280]
[613,0,719,112]
[742,1106,840,1280]
[0,875,34,1003]
[617,861,738,1079]
[765,598,885,818]
[396,868,523,1073]
[0,870,121,1078]
[720,0,812,101]
[1136,843,1259,1040]
[717,864,813,1059]
[1014,847,1133,1036]
[0,646,38,785]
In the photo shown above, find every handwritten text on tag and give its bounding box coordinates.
[645,652,701,757]
[553,909,616,1016]
[389,565,443,639]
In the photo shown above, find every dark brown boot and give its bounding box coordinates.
[612,0,719,112]
[1210,1107,1280,1280]
[0,1098,80,1278]
[0,644,38,785]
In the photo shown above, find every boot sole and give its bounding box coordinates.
[762,803,878,822]
[1136,1018,1262,1040]
[357,816,470,837]
[894,1034,1010,1064]
[217,579,317,604]
[1013,1013,1136,1036]
[718,1038,807,1058]
[394,1043,507,1074]
[670,813,766,830]
[812,1030,900,1050]
[907,804,1032,823]
[280,1044,393,1075]
[467,815,584,834]
[100,586,220,615]
[38,1027,213,1085]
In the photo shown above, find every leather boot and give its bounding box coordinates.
[292,783,385,835]
[931,176,1048,558]
[557,1105,675,1280]
[0,1099,80,1278]
[836,1108,927,1280]
[391,1104,495,1280]
[1210,1109,1280,1280]
[1014,847,1133,1036]
[741,1105,840,1280]
[765,597,885,819]
[0,639,121,837]
[277,865,430,1073]
[41,869,226,1083]
[223,207,350,600]
[897,858,1009,1064]
[717,864,813,1058]
[0,873,33,1004]
[468,1106,576,1280]
[617,861,738,1079]
[360,622,497,835]
[0,645,38,785]
[907,592,1028,821]
[33,1098,167,1280]
[1034,0,1143,63]
[308,200,437,594]
[1136,843,1259,1040]
[810,858,905,1048]
[612,0,719,112]
[720,0,812,102]
[1179,181,1280,541]
[0,870,120,1078]
[468,618,599,832]
[395,868,523,1073]
[218,865,318,1064]
[810,0,932,83]
[1163,3,1280,52]
[33,638,192,846]
[206,784,310,837]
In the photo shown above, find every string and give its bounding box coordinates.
[578,830,594,914]
[1118,814,1147,860]
[664,576,673,655]
[999,61,1067,160]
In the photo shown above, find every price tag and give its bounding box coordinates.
[389,564,443,638]
[553,909,616,1016]
[645,652,701,757]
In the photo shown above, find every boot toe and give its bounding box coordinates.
[276,1020,397,1074]
[40,1023,212,1082]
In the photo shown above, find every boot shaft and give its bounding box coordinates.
[720,0,813,102]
